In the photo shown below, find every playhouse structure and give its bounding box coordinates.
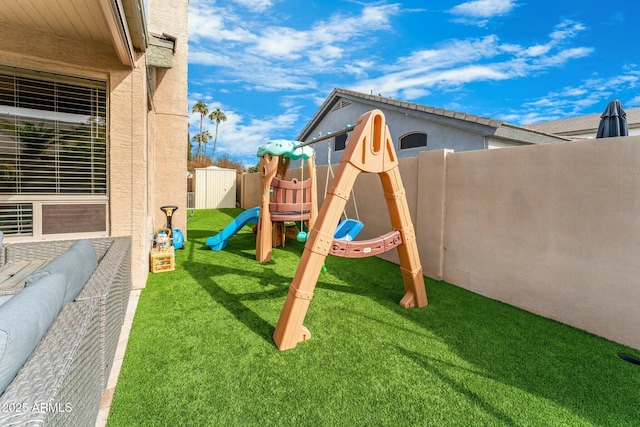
[255,140,318,262]
[273,109,428,350]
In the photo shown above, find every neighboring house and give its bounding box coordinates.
[524,107,640,139]
[0,0,189,287]
[297,89,569,166]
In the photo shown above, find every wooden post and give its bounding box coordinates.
[256,154,279,262]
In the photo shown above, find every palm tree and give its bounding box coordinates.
[208,108,227,162]
[193,130,211,161]
[200,130,212,159]
[191,100,209,159]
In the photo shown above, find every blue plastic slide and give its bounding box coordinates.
[206,206,261,251]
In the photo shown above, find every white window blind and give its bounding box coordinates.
[0,203,33,236]
[0,67,107,195]
[0,67,107,237]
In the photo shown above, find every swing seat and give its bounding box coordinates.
[333,219,363,241]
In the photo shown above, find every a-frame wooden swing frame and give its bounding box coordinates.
[273,109,428,351]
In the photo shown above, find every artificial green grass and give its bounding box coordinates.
[107,208,640,426]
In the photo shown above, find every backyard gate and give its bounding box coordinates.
[194,166,237,209]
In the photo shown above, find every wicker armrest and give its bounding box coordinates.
[3,238,116,266]
[0,299,102,427]
[0,236,132,426]
[76,236,132,389]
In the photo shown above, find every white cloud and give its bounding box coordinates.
[449,0,516,17]
[497,69,640,124]
[252,27,311,58]
[188,50,234,67]
[188,4,256,43]
[188,3,402,91]
[627,95,640,107]
[550,20,586,41]
[528,47,593,69]
[347,21,592,101]
[522,45,552,57]
[232,0,274,13]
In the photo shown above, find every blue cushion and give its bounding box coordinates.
[26,240,97,304]
[0,273,67,393]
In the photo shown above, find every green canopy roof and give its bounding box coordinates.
[257,139,315,160]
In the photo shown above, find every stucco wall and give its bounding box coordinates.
[443,136,640,349]
[109,60,150,288]
[147,0,189,240]
[240,172,262,209]
[241,136,640,350]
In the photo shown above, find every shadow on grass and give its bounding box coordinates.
[177,209,640,425]
[181,220,305,346]
[324,255,640,426]
[397,345,519,426]
[181,259,289,346]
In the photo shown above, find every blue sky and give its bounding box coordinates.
[187,0,640,167]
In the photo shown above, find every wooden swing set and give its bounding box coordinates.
[273,109,428,351]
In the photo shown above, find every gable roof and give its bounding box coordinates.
[524,107,640,136]
[297,88,569,144]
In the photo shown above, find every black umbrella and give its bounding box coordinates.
[596,99,628,138]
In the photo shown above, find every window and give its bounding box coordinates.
[334,133,348,151]
[400,132,427,149]
[0,67,107,237]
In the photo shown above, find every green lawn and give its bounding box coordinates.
[107,208,640,426]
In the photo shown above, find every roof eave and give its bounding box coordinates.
[99,0,148,67]
[493,123,572,144]
[123,0,149,51]
[297,88,505,141]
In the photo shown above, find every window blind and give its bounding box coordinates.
[0,203,33,236]
[0,67,107,195]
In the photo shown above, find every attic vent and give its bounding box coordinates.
[331,99,352,112]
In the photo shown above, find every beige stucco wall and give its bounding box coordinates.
[110,59,154,288]
[241,136,640,350]
[413,149,450,280]
[147,0,189,240]
[443,137,640,349]
[240,172,263,209]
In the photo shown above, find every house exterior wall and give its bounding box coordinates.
[109,60,151,288]
[306,101,488,166]
[241,135,640,350]
[147,0,189,243]
[0,0,189,288]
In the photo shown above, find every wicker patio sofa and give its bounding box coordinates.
[0,236,132,426]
